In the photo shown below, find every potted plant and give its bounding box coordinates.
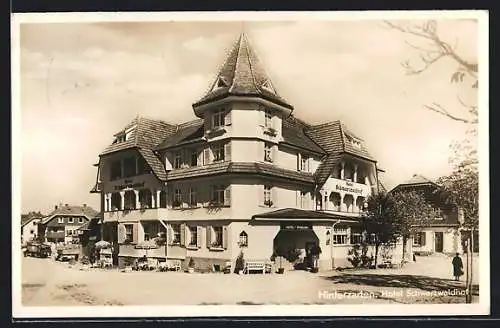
[172,200,182,208]
[263,199,273,207]
[187,257,195,273]
[234,251,245,275]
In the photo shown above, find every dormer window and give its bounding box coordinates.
[212,109,226,129]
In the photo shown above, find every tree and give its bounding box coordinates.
[385,20,478,125]
[390,190,435,261]
[362,192,402,268]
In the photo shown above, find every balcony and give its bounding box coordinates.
[323,177,372,198]
[104,207,168,223]
[45,231,65,239]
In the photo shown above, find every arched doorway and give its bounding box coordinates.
[343,194,354,212]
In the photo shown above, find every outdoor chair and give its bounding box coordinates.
[223,261,232,274]
[243,260,266,274]
[147,258,158,271]
[167,259,182,271]
[158,261,168,272]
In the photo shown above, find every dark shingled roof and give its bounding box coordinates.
[192,32,293,110]
[138,148,167,181]
[251,208,361,222]
[166,162,315,184]
[281,116,325,154]
[155,119,205,150]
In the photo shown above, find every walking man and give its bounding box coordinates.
[452,252,464,281]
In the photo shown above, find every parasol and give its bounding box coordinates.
[95,240,111,249]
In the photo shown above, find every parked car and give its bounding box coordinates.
[23,242,51,258]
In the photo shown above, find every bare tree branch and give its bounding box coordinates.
[423,103,474,124]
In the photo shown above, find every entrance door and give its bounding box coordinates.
[434,232,444,253]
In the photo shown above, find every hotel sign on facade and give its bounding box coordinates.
[335,180,364,195]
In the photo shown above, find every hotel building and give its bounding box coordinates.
[91,32,394,271]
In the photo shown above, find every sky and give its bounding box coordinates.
[16,17,479,215]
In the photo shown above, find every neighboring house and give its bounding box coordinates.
[39,204,99,244]
[91,32,396,271]
[390,174,467,255]
[21,216,43,246]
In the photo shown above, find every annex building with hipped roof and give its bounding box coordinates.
[390,174,471,255]
[91,31,396,271]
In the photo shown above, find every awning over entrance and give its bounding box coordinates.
[251,208,361,224]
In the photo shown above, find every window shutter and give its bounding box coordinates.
[180,223,186,246]
[197,149,203,166]
[296,190,301,208]
[421,232,426,246]
[117,224,126,243]
[167,225,174,246]
[132,223,138,244]
[206,226,212,248]
[305,192,311,209]
[297,153,301,171]
[272,187,278,207]
[307,157,312,172]
[224,142,231,162]
[224,186,231,206]
[224,109,232,126]
[204,148,211,165]
[272,145,277,163]
[260,142,265,162]
[196,226,203,248]
[259,185,265,206]
[204,113,212,133]
[222,226,228,249]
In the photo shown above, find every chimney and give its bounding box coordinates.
[65,203,69,207]
[83,204,87,207]
[55,205,58,210]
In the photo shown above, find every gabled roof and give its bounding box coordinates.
[402,174,436,186]
[305,121,376,185]
[192,32,293,110]
[41,204,99,224]
[21,216,43,227]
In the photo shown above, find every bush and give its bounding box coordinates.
[123,257,135,267]
[234,251,245,273]
[286,249,302,263]
[188,257,195,268]
[347,243,374,268]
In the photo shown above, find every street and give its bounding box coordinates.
[20,254,479,306]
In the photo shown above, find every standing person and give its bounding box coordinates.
[452,252,464,281]
[311,244,322,272]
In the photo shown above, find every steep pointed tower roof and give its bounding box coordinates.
[192,32,294,116]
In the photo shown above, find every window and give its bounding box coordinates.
[173,189,182,208]
[110,160,122,180]
[139,189,152,209]
[211,185,225,205]
[68,230,73,236]
[264,108,272,128]
[189,187,197,207]
[124,190,136,210]
[124,224,133,243]
[116,134,126,143]
[239,231,248,247]
[188,226,197,247]
[123,157,136,177]
[212,144,225,162]
[212,109,226,129]
[171,224,181,244]
[173,152,182,169]
[68,217,74,223]
[58,217,64,224]
[264,185,273,206]
[159,190,167,208]
[143,221,160,241]
[79,218,84,224]
[332,229,349,245]
[300,191,308,209]
[264,143,273,162]
[190,150,199,167]
[30,229,34,235]
[301,155,309,172]
[433,208,443,219]
[350,233,363,245]
[414,232,426,247]
[212,226,223,247]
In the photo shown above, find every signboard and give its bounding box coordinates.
[335,180,364,195]
[280,223,312,230]
[113,179,145,191]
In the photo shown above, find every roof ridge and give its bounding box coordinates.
[242,32,262,96]
[312,120,341,129]
[177,118,204,129]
